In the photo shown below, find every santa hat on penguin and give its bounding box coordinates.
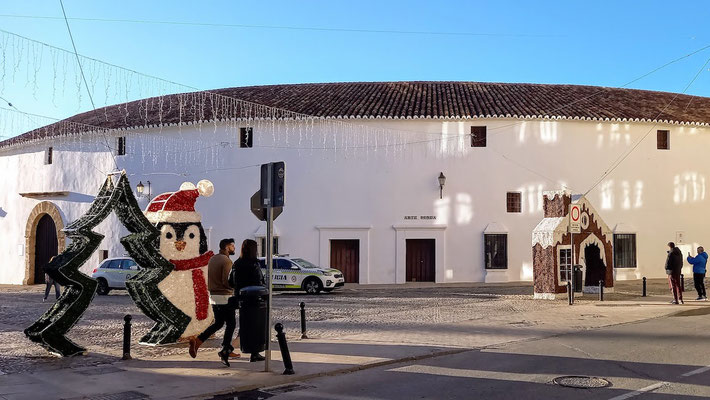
[144,180,214,224]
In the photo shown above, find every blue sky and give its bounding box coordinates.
[1,1,709,138]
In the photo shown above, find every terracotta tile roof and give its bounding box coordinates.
[3,81,710,148]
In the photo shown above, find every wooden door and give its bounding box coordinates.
[406,239,435,282]
[330,239,359,283]
[34,214,58,284]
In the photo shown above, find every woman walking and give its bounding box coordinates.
[232,239,266,362]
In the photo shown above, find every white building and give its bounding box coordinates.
[1,81,709,286]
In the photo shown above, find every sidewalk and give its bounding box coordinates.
[2,292,708,400]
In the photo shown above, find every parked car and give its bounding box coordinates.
[258,256,345,294]
[91,257,140,295]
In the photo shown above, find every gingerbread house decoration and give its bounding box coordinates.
[532,190,613,299]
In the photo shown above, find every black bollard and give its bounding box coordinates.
[642,277,647,297]
[681,274,685,292]
[275,323,295,375]
[599,280,604,301]
[567,281,573,305]
[299,302,308,339]
[122,314,132,360]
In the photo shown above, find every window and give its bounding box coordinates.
[104,259,122,269]
[240,127,254,148]
[120,259,137,270]
[559,248,572,282]
[100,250,109,262]
[506,192,521,213]
[117,136,126,155]
[276,259,293,270]
[260,236,279,257]
[657,130,669,150]
[484,234,507,269]
[614,234,637,268]
[45,147,53,165]
[471,126,487,147]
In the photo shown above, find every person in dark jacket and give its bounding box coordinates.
[43,256,61,302]
[666,242,684,304]
[687,246,708,301]
[231,239,266,362]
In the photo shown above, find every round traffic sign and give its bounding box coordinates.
[571,206,580,221]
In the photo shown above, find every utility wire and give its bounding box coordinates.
[58,0,118,171]
[1,27,708,192]
[583,55,710,196]
[0,13,561,38]
[1,27,708,144]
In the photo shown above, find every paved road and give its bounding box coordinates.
[258,307,710,400]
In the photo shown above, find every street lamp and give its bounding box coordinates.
[438,172,446,199]
[136,181,151,199]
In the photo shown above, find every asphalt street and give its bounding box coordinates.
[255,306,710,400]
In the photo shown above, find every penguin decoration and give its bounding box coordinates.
[144,180,216,340]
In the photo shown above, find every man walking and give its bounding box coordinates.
[687,246,708,301]
[189,238,239,366]
[666,242,684,304]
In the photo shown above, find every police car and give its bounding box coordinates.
[258,256,345,294]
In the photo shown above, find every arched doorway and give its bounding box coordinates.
[34,214,58,284]
[24,201,66,285]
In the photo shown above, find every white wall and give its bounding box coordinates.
[1,118,707,284]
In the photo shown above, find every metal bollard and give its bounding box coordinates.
[299,302,308,339]
[274,323,295,375]
[681,274,685,292]
[122,314,132,360]
[599,280,604,301]
[567,281,573,305]
[642,277,647,297]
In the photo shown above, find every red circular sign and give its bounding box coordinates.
[571,206,580,221]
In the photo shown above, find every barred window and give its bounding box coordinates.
[117,136,126,156]
[484,234,507,269]
[506,192,521,213]
[471,126,487,147]
[46,147,53,165]
[240,127,254,148]
[559,248,572,281]
[657,130,669,150]
[614,234,637,268]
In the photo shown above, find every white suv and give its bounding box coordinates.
[258,256,345,294]
[91,257,140,295]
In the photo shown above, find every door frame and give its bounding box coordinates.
[393,224,446,284]
[317,226,370,284]
[24,201,66,285]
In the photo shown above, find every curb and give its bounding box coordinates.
[191,347,470,399]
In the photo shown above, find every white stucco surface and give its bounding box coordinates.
[1,118,708,284]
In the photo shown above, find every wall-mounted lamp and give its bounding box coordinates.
[136,180,151,199]
[438,172,446,199]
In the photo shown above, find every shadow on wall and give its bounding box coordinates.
[65,192,97,203]
[0,207,6,217]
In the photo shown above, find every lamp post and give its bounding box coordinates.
[438,172,446,199]
[136,181,151,199]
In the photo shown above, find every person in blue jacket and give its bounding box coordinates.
[687,246,708,301]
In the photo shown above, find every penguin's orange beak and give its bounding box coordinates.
[175,241,187,252]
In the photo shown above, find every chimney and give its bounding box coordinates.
[543,190,571,218]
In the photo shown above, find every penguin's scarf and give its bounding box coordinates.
[170,251,214,321]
